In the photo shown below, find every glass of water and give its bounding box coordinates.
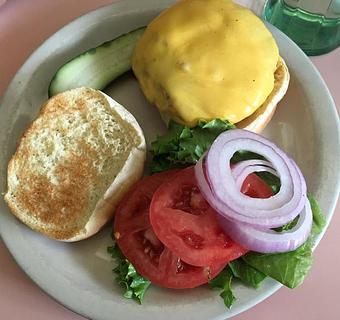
[263,0,340,55]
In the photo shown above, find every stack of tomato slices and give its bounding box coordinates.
[114,166,273,289]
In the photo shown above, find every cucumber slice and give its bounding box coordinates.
[48,27,146,97]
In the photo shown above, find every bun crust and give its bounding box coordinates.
[4,88,146,241]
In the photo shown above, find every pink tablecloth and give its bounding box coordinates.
[0,1,339,319]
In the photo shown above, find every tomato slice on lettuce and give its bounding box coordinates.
[150,166,248,267]
[114,170,226,289]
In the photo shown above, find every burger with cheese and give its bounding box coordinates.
[132,0,289,133]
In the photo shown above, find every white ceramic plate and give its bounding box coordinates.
[0,1,339,319]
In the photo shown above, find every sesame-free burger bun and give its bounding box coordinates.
[4,87,146,241]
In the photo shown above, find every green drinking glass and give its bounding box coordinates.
[263,0,340,55]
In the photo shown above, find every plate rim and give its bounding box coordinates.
[0,1,339,319]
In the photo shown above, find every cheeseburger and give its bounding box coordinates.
[132,0,289,132]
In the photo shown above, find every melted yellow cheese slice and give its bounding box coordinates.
[132,0,279,126]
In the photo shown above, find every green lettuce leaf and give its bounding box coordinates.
[228,259,267,289]
[230,150,266,164]
[256,171,281,195]
[151,119,235,173]
[308,193,326,236]
[273,215,299,232]
[242,240,313,289]
[209,266,236,308]
[242,195,326,289]
[213,194,326,311]
[107,244,151,304]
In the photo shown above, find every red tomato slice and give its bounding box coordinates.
[149,166,248,267]
[114,170,226,289]
[241,173,274,198]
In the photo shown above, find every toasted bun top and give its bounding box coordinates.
[5,87,146,241]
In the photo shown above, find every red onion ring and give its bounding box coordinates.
[233,165,277,190]
[195,156,312,253]
[231,159,274,180]
[231,159,277,188]
[194,129,311,253]
[217,199,313,253]
[204,129,307,228]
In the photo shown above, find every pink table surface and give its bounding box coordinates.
[0,1,339,319]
